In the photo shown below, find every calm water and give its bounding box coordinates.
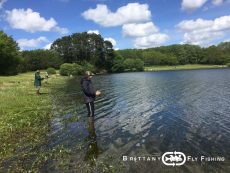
[50,69,230,172]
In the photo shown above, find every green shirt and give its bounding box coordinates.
[34,72,43,86]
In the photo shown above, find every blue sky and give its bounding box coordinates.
[0,0,230,50]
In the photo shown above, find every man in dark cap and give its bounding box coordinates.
[81,71,101,118]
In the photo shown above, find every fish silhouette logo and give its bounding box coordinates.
[162,151,186,166]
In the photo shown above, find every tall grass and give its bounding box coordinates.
[0,72,67,171]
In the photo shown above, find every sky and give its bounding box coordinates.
[0,0,230,50]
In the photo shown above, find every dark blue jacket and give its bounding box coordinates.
[81,77,96,103]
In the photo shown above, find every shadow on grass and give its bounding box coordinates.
[39,92,49,95]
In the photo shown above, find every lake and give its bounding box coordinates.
[49,69,230,172]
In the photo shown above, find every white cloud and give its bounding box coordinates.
[182,0,228,11]
[177,15,230,45]
[44,43,52,50]
[122,21,169,48]
[87,30,100,34]
[122,22,159,37]
[0,0,7,8]
[104,37,116,46]
[54,26,69,34]
[177,15,230,34]
[212,0,224,5]
[181,0,208,11]
[182,31,224,45]
[6,8,68,34]
[82,3,151,27]
[17,36,48,50]
[134,33,169,49]
[82,3,169,48]
[177,18,213,32]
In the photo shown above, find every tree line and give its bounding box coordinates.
[0,31,115,75]
[51,32,115,72]
[0,30,230,75]
[113,43,230,72]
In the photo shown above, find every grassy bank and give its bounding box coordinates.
[144,64,227,71]
[0,72,125,172]
[0,72,68,171]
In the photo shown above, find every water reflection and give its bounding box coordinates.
[49,69,230,172]
[93,70,230,172]
[84,117,100,163]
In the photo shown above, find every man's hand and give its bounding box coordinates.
[96,90,101,96]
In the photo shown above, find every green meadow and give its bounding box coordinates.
[0,72,67,171]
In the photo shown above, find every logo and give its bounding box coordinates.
[122,152,224,166]
[162,151,186,166]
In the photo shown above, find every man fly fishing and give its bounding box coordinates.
[81,71,101,119]
[34,70,44,95]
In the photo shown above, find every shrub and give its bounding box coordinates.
[227,63,230,67]
[72,64,84,75]
[59,63,84,76]
[60,63,74,76]
[46,67,56,74]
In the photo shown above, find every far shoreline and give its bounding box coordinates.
[144,64,228,72]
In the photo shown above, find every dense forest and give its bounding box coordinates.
[114,43,230,72]
[51,32,114,70]
[0,30,230,75]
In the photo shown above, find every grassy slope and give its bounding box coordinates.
[0,72,67,171]
[0,72,125,172]
[144,64,227,71]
